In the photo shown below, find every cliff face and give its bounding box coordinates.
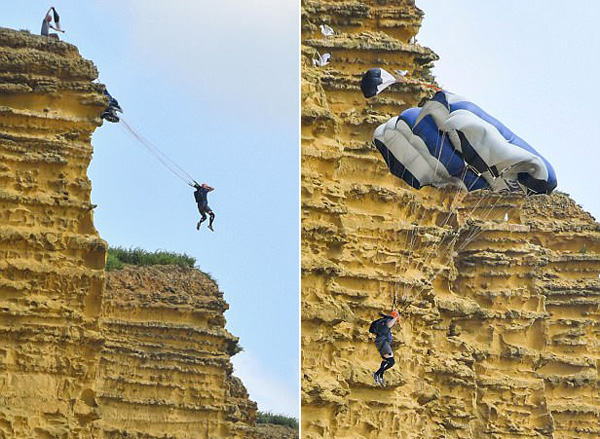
[0,28,107,439]
[0,28,257,439]
[98,265,257,439]
[301,2,600,439]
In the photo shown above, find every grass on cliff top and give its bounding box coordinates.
[256,411,298,429]
[106,247,196,271]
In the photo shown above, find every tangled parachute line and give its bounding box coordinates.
[118,118,197,187]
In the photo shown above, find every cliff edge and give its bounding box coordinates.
[0,28,259,439]
[99,265,257,439]
[0,27,107,439]
[301,2,600,438]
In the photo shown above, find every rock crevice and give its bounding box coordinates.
[301,2,600,438]
[0,28,259,439]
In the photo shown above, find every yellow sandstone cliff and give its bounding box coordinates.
[0,28,259,439]
[0,27,107,439]
[301,2,600,439]
[98,265,257,439]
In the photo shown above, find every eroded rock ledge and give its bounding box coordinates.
[99,265,257,439]
[0,28,260,439]
[301,2,600,438]
[0,27,107,439]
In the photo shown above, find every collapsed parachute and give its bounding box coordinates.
[361,68,398,98]
[374,90,557,195]
[102,89,123,123]
[364,73,559,313]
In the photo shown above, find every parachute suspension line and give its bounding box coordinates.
[401,130,459,277]
[119,122,191,184]
[119,119,196,186]
[396,198,418,301]
[116,123,192,183]
[403,188,509,315]
[398,130,451,299]
[396,128,446,294]
[458,191,508,250]
[412,187,465,278]
[453,176,512,253]
[119,121,193,186]
[417,169,496,274]
[401,182,501,316]
[429,186,497,269]
[379,141,401,311]
[399,145,499,315]
[409,189,465,287]
[457,169,532,251]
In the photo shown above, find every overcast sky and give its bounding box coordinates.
[6,0,600,423]
[417,0,600,220]
[4,0,299,416]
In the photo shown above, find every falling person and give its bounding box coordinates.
[370,310,399,386]
[194,183,215,232]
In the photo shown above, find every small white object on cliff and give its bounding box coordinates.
[320,24,335,36]
[313,52,331,67]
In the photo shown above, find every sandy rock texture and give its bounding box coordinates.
[0,28,261,439]
[98,265,257,439]
[301,2,600,439]
[253,423,299,439]
[0,27,107,439]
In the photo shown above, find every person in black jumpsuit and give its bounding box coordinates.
[373,310,399,386]
[194,183,215,231]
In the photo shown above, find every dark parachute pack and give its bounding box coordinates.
[102,89,123,123]
[360,68,398,98]
[369,315,392,336]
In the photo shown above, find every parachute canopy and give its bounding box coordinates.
[361,68,398,99]
[374,90,557,195]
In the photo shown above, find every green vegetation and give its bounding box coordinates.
[106,247,196,271]
[256,411,298,429]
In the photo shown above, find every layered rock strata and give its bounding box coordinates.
[0,28,107,439]
[98,265,256,439]
[301,2,600,439]
[0,28,259,439]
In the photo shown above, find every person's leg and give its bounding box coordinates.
[197,210,207,230]
[207,209,215,231]
[381,355,395,373]
[376,355,393,376]
[374,341,393,384]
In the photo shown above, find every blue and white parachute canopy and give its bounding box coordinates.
[361,68,398,99]
[374,90,557,195]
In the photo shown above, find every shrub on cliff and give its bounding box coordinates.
[106,246,196,271]
[256,411,298,429]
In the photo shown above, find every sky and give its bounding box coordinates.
[3,1,299,416]
[6,0,600,424]
[417,0,600,220]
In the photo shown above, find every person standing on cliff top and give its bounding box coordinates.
[370,310,399,386]
[193,183,215,232]
[41,7,65,38]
